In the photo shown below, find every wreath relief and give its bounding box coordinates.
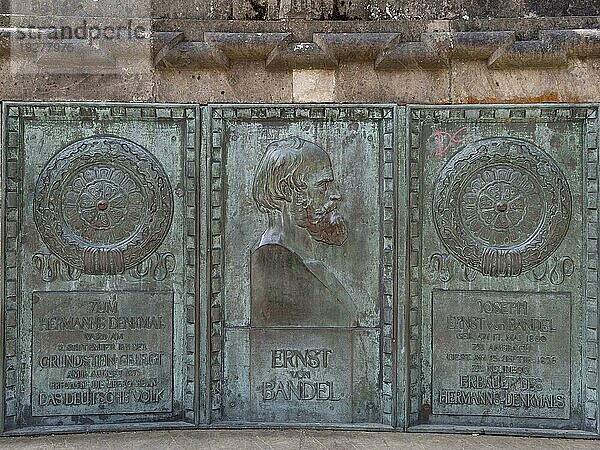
[433,137,572,277]
[34,136,174,275]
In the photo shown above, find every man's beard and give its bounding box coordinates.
[293,196,348,246]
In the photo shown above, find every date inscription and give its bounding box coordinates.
[32,291,173,416]
[432,290,570,419]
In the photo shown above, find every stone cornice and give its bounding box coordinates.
[0,22,598,71]
[152,29,600,70]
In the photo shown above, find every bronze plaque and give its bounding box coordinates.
[2,102,200,432]
[31,291,173,416]
[407,105,598,432]
[2,101,598,437]
[210,106,399,426]
[242,328,381,423]
[432,290,570,419]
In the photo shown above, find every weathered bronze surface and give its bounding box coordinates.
[210,106,397,426]
[408,105,598,432]
[32,291,173,416]
[432,290,571,419]
[1,102,598,438]
[1,102,199,432]
[33,136,174,275]
[250,136,356,327]
[432,137,572,277]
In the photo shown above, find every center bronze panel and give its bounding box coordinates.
[210,105,398,427]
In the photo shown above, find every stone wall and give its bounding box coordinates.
[0,1,597,104]
[5,0,597,20]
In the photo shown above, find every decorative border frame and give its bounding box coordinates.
[1,103,199,430]
[406,105,599,432]
[2,105,22,431]
[583,107,599,433]
[208,105,397,426]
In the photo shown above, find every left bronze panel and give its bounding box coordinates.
[1,103,201,433]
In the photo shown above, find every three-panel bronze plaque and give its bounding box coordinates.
[1,103,598,437]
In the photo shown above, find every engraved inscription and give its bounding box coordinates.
[250,329,354,422]
[433,138,572,277]
[432,290,570,419]
[34,136,174,275]
[31,291,173,416]
[260,348,340,402]
[251,137,357,327]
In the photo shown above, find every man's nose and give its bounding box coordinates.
[329,182,341,201]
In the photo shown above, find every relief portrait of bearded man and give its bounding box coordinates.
[250,136,358,327]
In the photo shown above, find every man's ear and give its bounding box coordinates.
[278,177,293,202]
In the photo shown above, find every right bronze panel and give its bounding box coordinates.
[407,105,599,434]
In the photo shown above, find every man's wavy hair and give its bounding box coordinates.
[253,137,324,213]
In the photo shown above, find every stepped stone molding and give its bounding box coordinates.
[149,28,600,70]
[0,27,598,70]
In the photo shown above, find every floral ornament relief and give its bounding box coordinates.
[34,137,174,275]
[432,137,572,277]
[461,167,543,248]
[63,167,145,245]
